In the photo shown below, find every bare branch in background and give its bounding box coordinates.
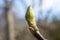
[5,0,15,40]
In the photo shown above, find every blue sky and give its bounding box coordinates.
[0,0,60,22]
[41,0,60,22]
[11,0,40,20]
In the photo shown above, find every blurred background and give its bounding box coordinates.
[0,0,60,40]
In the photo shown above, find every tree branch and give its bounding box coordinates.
[25,5,47,40]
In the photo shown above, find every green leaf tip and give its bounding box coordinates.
[25,5,34,21]
[25,5,38,31]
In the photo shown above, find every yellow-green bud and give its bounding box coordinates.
[25,5,39,31]
[25,5,46,40]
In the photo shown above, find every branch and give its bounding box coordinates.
[25,5,47,40]
[5,0,15,40]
